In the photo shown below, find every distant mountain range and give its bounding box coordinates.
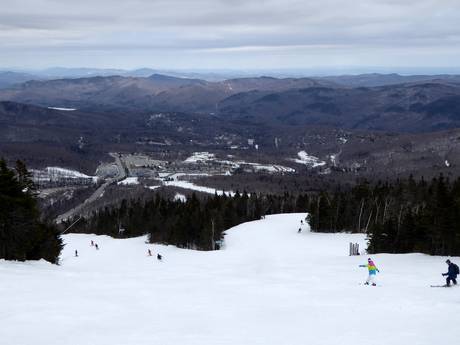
[2,67,460,87]
[1,73,460,132]
[2,71,460,178]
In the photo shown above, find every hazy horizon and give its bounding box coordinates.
[1,1,459,71]
[3,66,460,78]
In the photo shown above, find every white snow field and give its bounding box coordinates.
[1,213,459,345]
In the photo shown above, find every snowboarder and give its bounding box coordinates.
[360,258,380,286]
[95,244,99,250]
[157,254,162,261]
[148,249,152,256]
[75,250,78,257]
[442,259,459,287]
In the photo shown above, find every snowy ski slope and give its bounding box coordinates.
[0,213,459,345]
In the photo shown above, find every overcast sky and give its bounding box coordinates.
[1,0,460,72]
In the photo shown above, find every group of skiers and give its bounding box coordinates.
[74,240,100,256]
[359,258,458,287]
[147,249,162,261]
[74,242,163,261]
[297,220,306,233]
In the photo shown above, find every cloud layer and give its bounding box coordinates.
[1,0,460,70]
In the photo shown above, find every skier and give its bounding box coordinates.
[95,243,99,250]
[298,227,302,233]
[157,254,162,261]
[75,250,78,257]
[442,259,459,287]
[360,258,380,286]
[90,240,94,246]
[148,249,152,256]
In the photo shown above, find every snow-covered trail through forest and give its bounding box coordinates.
[1,213,459,345]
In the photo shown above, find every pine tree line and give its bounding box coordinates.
[0,159,63,263]
[308,175,460,256]
[69,192,312,250]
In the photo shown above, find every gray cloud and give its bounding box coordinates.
[1,0,459,70]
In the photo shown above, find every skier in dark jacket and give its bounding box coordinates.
[442,259,459,286]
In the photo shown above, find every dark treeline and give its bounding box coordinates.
[0,159,63,263]
[69,192,311,250]
[308,174,460,256]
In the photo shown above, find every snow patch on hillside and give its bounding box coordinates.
[47,167,92,178]
[293,151,326,168]
[184,151,295,173]
[174,193,187,202]
[184,152,216,163]
[48,107,77,111]
[32,167,97,182]
[117,177,139,185]
[164,179,234,196]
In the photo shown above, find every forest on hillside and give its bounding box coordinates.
[70,174,460,257]
[68,192,310,250]
[308,175,460,256]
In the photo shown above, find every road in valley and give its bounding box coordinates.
[55,153,127,224]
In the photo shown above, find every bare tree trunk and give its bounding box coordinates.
[375,202,380,226]
[358,199,365,232]
[365,210,373,232]
[383,197,391,223]
[211,218,215,251]
[397,205,404,230]
[316,196,321,230]
[334,199,341,231]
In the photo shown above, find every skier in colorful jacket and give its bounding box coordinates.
[360,258,380,286]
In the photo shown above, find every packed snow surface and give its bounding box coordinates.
[1,213,459,345]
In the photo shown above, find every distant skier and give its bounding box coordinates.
[157,254,162,261]
[148,249,152,256]
[90,240,94,246]
[442,259,459,287]
[360,258,380,286]
[75,250,78,257]
[95,244,99,250]
[298,227,302,233]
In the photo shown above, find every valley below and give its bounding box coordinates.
[1,72,460,221]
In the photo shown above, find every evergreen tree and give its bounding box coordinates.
[0,159,63,263]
